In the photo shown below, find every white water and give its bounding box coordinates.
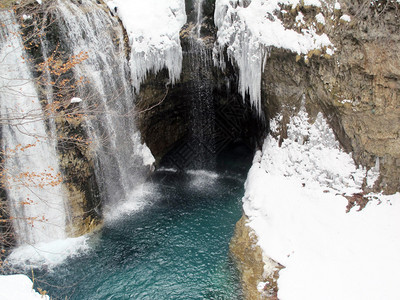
[187,40,216,170]
[0,12,68,245]
[195,0,204,38]
[56,0,154,209]
[6,235,90,270]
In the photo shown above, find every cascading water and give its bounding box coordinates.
[55,0,154,210]
[195,0,204,38]
[186,0,216,170]
[0,12,68,245]
[187,41,216,170]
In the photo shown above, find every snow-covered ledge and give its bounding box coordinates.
[0,274,49,300]
[214,0,334,113]
[241,106,400,299]
[106,0,186,92]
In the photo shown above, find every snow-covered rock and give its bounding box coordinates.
[106,0,186,92]
[243,108,400,299]
[214,0,333,112]
[0,275,49,300]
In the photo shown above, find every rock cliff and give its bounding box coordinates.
[264,0,400,194]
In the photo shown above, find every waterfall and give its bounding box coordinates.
[160,0,216,170]
[186,0,215,170]
[55,0,154,209]
[0,12,68,245]
[187,40,216,170]
[195,0,204,38]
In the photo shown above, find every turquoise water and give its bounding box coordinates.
[32,147,251,299]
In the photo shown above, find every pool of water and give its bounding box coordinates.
[31,146,251,299]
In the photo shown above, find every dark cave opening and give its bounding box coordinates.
[136,0,266,171]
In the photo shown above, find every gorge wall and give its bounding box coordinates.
[263,0,400,194]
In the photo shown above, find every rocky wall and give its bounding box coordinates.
[230,215,282,300]
[263,0,400,194]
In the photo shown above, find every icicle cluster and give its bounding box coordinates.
[107,0,187,92]
[214,0,332,113]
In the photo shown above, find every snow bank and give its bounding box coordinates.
[106,0,186,92]
[243,108,400,299]
[0,274,49,300]
[214,0,332,112]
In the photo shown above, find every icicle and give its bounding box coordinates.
[213,0,333,115]
[106,0,187,93]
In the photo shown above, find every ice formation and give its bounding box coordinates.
[106,0,187,92]
[214,0,332,112]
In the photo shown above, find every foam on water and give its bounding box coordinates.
[187,169,220,190]
[7,236,90,271]
[103,182,160,223]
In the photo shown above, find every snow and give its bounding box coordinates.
[132,132,156,167]
[70,97,82,103]
[340,14,351,22]
[106,0,186,92]
[315,12,326,25]
[243,107,400,299]
[214,0,333,113]
[303,0,321,7]
[0,275,49,300]
[334,2,341,10]
[326,47,334,56]
[295,11,305,24]
[366,158,380,189]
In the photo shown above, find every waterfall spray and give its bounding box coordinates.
[56,0,154,211]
